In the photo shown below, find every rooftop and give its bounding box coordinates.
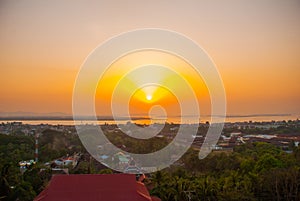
[34,174,160,201]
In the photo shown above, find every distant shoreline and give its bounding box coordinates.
[0,116,150,121]
[0,114,298,126]
[0,113,296,121]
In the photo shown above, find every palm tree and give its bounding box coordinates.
[194,176,219,201]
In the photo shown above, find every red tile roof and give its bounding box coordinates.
[34,174,160,201]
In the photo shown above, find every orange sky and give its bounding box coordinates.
[0,0,299,116]
[95,50,210,117]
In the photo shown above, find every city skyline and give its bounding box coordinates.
[1,0,300,117]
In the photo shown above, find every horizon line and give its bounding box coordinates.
[0,113,297,121]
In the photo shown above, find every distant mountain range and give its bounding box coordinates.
[222,114,292,118]
[0,111,70,117]
[0,111,296,120]
[0,111,150,121]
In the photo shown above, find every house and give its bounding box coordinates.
[34,174,160,201]
[114,152,131,168]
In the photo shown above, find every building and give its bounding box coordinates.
[34,174,160,201]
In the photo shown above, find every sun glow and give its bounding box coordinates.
[95,50,211,117]
[146,95,152,101]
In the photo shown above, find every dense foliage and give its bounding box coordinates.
[149,143,300,201]
[0,131,82,201]
[0,123,300,201]
[0,134,46,201]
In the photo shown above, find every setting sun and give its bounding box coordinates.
[95,50,210,118]
[146,95,152,101]
[0,0,299,118]
[0,2,300,200]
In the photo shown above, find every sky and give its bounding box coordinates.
[0,0,299,117]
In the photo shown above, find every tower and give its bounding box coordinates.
[35,132,39,162]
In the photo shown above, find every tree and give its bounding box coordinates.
[98,168,113,174]
[254,153,282,173]
[194,176,218,201]
[9,181,36,201]
[0,164,12,200]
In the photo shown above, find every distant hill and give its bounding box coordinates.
[0,111,70,118]
[0,111,150,121]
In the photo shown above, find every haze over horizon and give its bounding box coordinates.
[1,0,299,117]
[0,111,296,118]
